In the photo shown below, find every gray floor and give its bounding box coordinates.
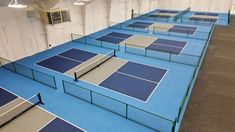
[180,16,235,132]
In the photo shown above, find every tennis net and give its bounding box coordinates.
[74,50,116,80]
[0,93,43,127]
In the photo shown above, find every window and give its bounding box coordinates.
[40,9,71,25]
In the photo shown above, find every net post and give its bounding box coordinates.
[114,50,116,57]
[74,72,78,82]
[0,58,2,67]
[169,52,172,62]
[171,118,177,132]
[144,48,147,56]
[12,62,17,73]
[71,33,73,41]
[90,91,93,104]
[117,44,120,51]
[37,93,44,105]
[131,9,134,19]
[228,9,231,25]
[125,104,128,118]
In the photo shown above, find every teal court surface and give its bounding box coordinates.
[0,7,229,132]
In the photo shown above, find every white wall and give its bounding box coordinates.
[0,7,46,61]
[0,0,234,61]
[156,0,232,12]
[85,0,108,34]
[46,0,84,47]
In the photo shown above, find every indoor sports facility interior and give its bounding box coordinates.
[0,0,235,132]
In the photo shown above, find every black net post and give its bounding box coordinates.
[131,9,134,19]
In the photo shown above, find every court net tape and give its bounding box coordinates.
[74,50,116,80]
[0,93,43,128]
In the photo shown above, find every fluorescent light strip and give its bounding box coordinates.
[74,0,86,6]
[8,0,27,8]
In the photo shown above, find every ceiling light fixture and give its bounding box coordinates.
[8,0,27,8]
[74,0,85,6]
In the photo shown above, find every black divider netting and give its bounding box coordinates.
[71,33,120,50]
[152,25,211,40]
[0,57,57,88]
[134,15,171,22]
[173,7,191,21]
[0,93,43,127]
[109,21,210,40]
[62,80,177,131]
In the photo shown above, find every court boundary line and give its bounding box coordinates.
[116,71,158,84]
[0,86,87,132]
[57,55,83,63]
[36,117,57,132]
[0,88,19,109]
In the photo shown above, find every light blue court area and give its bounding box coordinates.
[178,11,229,26]
[0,39,197,131]
[75,26,209,66]
[0,8,215,132]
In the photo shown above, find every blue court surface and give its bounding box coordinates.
[146,39,186,55]
[36,48,97,73]
[99,61,167,101]
[96,32,132,44]
[0,8,217,132]
[0,87,17,107]
[39,118,85,132]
